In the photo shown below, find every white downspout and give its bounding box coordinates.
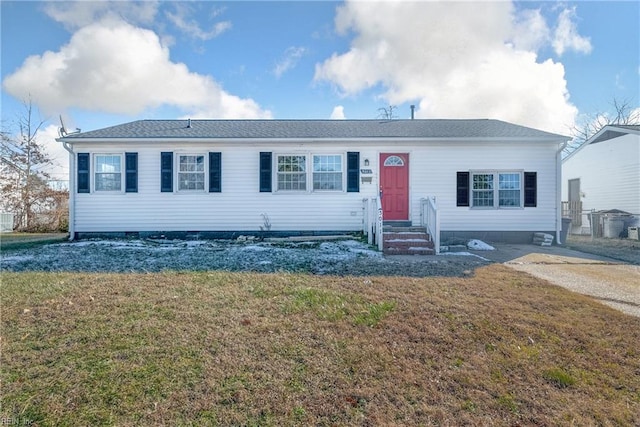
[61,140,75,241]
[556,140,568,245]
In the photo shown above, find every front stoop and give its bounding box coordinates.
[383,226,435,255]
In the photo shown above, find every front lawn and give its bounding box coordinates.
[2,266,639,425]
[1,233,68,251]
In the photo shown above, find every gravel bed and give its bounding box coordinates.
[1,238,489,277]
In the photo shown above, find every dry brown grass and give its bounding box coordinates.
[2,265,639,426]
[566,234,640,265]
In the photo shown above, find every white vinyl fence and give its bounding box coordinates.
[1,213,14,232]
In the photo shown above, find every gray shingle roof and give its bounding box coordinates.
[59,119,566,140]
[613,125,640,132]
[588,124,640,144]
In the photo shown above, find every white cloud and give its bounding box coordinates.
[273,47,307,78]
[165,4,231,41]
[38,124,70,182]
[2,19,271,119]
[43,1,159,31]
[511,9,550,52]
[552,6,592,56]
[315,1,580,133]
[330,105,345,119]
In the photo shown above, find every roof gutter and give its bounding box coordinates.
[556,139,569,245]
[59,138,75,241]
[55,136,567,145]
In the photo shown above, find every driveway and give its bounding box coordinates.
[473,244,640,317]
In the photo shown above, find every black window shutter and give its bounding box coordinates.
[346,152,360,192]
[161,152,173,192]
[209,152,222,193]
[125,152,138,193]
[456,172,470,207]
[77,153,90,193]
[259,152,272,192]
[524,172,537,207]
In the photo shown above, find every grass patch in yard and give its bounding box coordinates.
[284,287,395,326]
[1,232,68,251]
[2,265,640,425]
[543,367,576,388]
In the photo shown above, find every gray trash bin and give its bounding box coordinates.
[560,217,571,244]
[604,217,625,238]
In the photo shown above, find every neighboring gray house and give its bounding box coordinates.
[57,119,568,247]
[562,125,640,235]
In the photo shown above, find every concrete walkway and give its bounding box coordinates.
[472,244,640,317]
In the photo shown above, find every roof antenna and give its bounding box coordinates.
[187,118,192,128]
[58,115,81,137]
[59,115,68,136]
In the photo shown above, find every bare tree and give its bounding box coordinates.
[377,105,399,120]
[566,98,640,155]
[0,98,67,231]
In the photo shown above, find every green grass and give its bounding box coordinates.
[2,266,640,426]
[0,232,68,251]
[284,287,395,326]
[543,367,577,388]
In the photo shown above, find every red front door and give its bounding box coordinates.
[380,153,409,221]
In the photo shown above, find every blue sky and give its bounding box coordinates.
[1,1,639,180]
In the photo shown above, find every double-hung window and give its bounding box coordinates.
[277,155,307,191]
[471,171,522,208]
[498,173,521,207]
[178,154,205,191]
[263,152,356,193]
[95,154,122,191]
[313,155,343,191]
[472,173,494,207]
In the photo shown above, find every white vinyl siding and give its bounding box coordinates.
[95,154,122,191]
[563,133,640,214]
[72,139,560,235]
[420,142,558,232]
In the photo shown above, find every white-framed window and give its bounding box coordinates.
[277,155,307,191]
[498,173,521,207]
[313,155,343,191]
[472,173,494,207]
[471,171,522,208]
[276,154,346,192]
[383,155,404,167]
[178,154,205,191]
[95,154,122,191]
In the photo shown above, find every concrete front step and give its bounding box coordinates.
[384,232,431,241]
[384,246,435,255]
[383,226,428,233]
[383,227,435,255]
